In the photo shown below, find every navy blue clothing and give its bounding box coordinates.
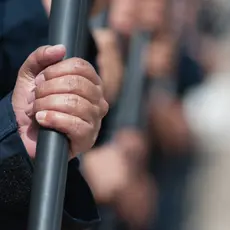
[0,0,97,99]
[0,95,100,230]
[0,0,99,229]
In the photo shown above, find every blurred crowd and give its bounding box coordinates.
[2,0,230,229]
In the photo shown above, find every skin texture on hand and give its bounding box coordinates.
[12,45,108,159]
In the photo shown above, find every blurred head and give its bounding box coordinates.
[109,0,167,35]
[197,0,230,73]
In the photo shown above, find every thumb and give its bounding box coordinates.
[19,44,66,79]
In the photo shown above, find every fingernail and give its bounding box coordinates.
[36,111,47,122]
[35,73,45,86]
[46,44,65,54]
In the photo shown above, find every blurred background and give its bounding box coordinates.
[2,0,230,229]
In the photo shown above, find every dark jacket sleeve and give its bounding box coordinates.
[0,92,100,230]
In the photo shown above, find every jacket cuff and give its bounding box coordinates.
[0,92,33,216]
[0,93,100,230]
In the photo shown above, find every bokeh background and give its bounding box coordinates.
[2,0,230,229]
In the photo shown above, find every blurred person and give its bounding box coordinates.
[89,1,204,229]
[147,35,191,154]
[147,35,192,230]
[145,1,204,228]
[79,1,185,229]
[83,2,193,230]
[146,0,190,154]
[83,129,156,230]
[82,4,162,228]
[182,1,230,230]
[109,0,167,35]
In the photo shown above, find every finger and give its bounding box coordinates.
[35,75,102,104]
[35,111,99,152]
[35,73,46,86]
[98,98,109,118]
[43,57,101,85]
[19,45,66,79]
[33,94,100,124]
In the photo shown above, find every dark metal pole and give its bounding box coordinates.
[113,31,151,132]
[28,1,92,230]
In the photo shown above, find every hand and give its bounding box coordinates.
[83,144,132,204]
[93,29,124,104]
[82,129,148,204]
[12,45,108,158]
[84,145,156,229]
[113,128,148,169]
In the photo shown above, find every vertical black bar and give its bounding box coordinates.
[74,0,92,58]
[113,31,151,131]
[27,1,91,230]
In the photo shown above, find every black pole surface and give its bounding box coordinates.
[113,31,151,132]
[28,1,92,230]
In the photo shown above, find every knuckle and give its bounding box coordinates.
[98,85,104,98]
[34,87,40,99]
[46,111,57,126]
[84,123,95,138]
[35,82,45,98]
[89,125,98,148]
[57,76,65,87]
[43,65,51,78]
[66,75,81,92]
[36,46,48,66]
[34,46,43,56]
[73,57,93,70]
[33,100,40,113]
[97,75,103,85]
[72,119,95,138]
[101,99,109,117]
[64,95,80,112]
[94,106,101,119]
[88,134,97,149]
[73,57,87,66]
[72,117,82,136]
[92,104,101,121]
